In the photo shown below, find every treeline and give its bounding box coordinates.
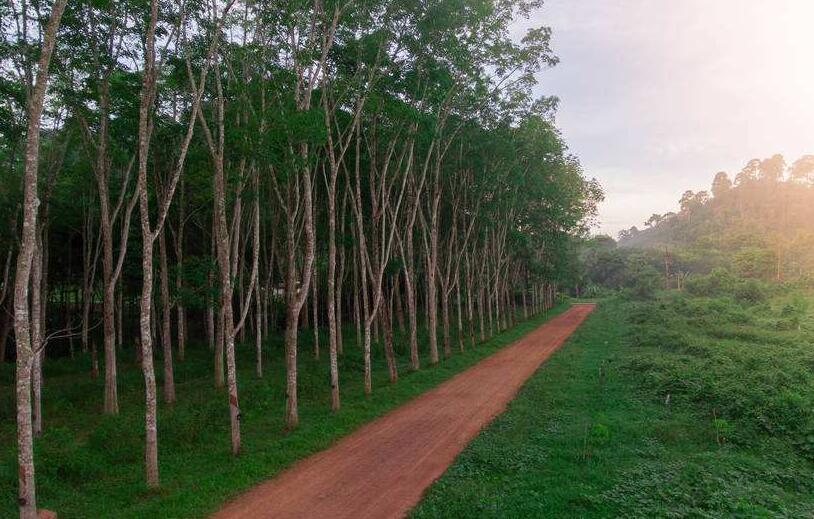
[616,154,814,282]
[0,0,600,516]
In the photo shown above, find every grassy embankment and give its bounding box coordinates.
[413,290,814,517]
[0,305,566,518]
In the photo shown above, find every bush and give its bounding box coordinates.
[781,295,809,317]
[580,284,614,298]
[623,255,662,299]
[733,279,768,304]
[732,247,775,279]
[684,268,737,297]
[683,269,769,305]
[622,291,814,462]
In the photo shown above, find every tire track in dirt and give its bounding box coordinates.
[211,303,595,519]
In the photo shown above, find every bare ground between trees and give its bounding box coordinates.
[211,303,595,519]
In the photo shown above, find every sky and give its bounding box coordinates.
[514,0,814,237]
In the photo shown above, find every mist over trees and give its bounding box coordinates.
[0,0,600,516]
[619,154,814,280]
[577,154,814,299]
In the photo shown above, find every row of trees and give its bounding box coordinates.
[1,0,600,517]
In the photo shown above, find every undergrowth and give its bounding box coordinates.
[412,291,814,517]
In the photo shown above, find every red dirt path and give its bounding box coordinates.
[211,303,595,519]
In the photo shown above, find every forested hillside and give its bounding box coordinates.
[618,154,814,281]
[0,0,600,517]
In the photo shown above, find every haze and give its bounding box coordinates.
[521,0,814,236]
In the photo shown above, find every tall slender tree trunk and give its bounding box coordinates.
[81,209,94,352]
[522,283,528,320]
[441,290,451,358]
[135,0,161,486]
[283,291,300,427]
[301,296,309,328]
[175,182,186,362]
[456,277,464,352]
[426,219,439,364]
[312,263,319,359]
[326,166,340,410]
[207,265,215,352]
[238,257,246,345]
[336,241,345,357]
[400,205,421,371]
[465,254,475,347]
[382,284,397,383]
[102,269,118,413]
[486,270,494,337]
[353,241,362,349]
[282,156,316,429]
[255,266,262,378]
[358,234,372,394]
[117,278,123,351]
[494,274,502,332]
[216,171,240,453]
[30,243,43,437]
[13,2,67,515]
[404,265,419,370]
[137,219,159,488]
[394,278,405,333]
[158,229,175,404]
[212,219,224,388]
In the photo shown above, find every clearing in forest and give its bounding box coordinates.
[212,304,595,519]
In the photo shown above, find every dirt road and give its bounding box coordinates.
[211,304,595,519]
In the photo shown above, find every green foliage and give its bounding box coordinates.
[733,248,775,279]
[412,293,814,518]
[733,278,769,304]
[618,153,814,283]
[624,293,814,454]
[684,268,737,297]
[578,235,627,288]
[712,417,733,445]
[0,308,569,518]
[684,268,769,304]
[174,255,218,310]
[622,254,661,299]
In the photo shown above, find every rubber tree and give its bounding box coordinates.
[11,1,67,515]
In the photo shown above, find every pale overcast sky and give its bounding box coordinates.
[515,0,814,237]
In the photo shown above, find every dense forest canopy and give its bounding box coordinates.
[0,0,600,516]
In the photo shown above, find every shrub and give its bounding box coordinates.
[580,283,614,298]
[623,255,662,299]
[781,295,809,317]
[732,247,775,279]
[684,268,737,297]
[733,279,768,304]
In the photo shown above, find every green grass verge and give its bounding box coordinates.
[0,305,566,518]
[411,295,814,518]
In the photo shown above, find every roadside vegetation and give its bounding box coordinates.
[412,287,814,517]
[0,304,565,518]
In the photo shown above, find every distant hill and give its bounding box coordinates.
[617,154,814,280]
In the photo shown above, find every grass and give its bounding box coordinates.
[411,292,814,517]
[0,304,566,518]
